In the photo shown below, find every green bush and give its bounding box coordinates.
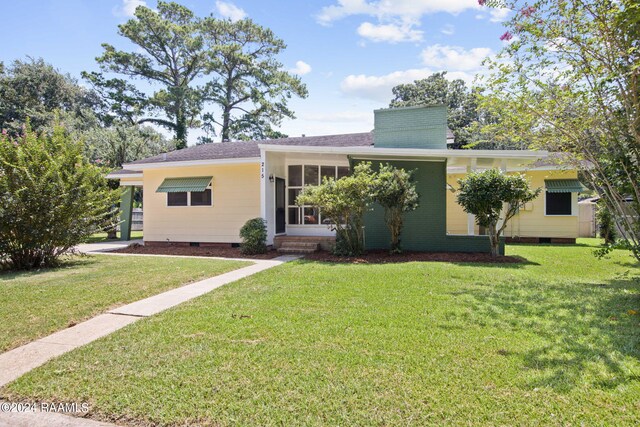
[596,200,617,244]
[297,162,377,256]
[373,164,419,254]
[239,218,267,255]
[0,125,119,270]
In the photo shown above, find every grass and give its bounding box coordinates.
[0,255,249,352]
[3,240,640,426]
[84,230,143,243]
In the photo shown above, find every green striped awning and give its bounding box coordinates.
[156,176,212,193]
[544,179,587,193]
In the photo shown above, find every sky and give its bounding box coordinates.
[0,0,512,144]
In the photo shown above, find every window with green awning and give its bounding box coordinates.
[156,176,213,193]
[544,179,587,193]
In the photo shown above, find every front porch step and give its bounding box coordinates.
[277,241,320,254]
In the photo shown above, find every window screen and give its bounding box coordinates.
[190,189,212,206]
[546,192,571,215]
[167,192,188,206]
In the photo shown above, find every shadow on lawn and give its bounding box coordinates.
[0,256,97,279]
[458,272,640,392]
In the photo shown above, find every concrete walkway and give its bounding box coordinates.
[0,247,298,426]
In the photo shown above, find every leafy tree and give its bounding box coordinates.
[479,0,640,261]
[200,18,308,142]
[297,163,377,256]
[0,125,119,270]
[456,169,540,257]
[0,58,97,137]
[390,72,477,148]
[84,124,173,169]
[91,1,208,149]
[373,164,419,254]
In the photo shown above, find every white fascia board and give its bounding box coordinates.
[447,164,569,174]
[258,144,548,161]
[122,157,260,170]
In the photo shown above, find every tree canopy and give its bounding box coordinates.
[479,0,640,261]
[90,1,307,147]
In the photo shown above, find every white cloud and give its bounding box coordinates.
[489,7,511,22]
[215,1,247,22]
[290,60,312,76]
[316,0,480,25]
[441,24,455,35]
[340,68,434,102]
[421,44,493,71]
[114,0,146,17]
[357,21,423,43]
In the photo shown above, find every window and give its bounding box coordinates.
[166,186,213,207]
[287,164,349,225]
[190,189,212,206]
[167,192,188,206]
[546,192,572,215]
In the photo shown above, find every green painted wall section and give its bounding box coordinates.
[119,186,134,241]
[373,105,447,150]
[358,159,504,255]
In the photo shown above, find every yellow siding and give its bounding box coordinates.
[143,163,260,243]
[447,169,579,238]
[119,176,141,186]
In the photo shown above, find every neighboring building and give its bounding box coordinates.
[108,105,586,254]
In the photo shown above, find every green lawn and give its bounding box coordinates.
[0,255,249,352]
[3,241,640,426]
[84,230,143,243]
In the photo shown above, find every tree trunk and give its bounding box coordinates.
[221,106,231,142]
[175,110,187,150]
[488,223,499,258]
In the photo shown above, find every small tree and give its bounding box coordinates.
[456,169,540,257]
[374,164,419,254]
[0,125,119,270]
[297,162,377,256]
[596,200,617,245]
[239,218,267,255]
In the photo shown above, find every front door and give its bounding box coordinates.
[275,177,286,234]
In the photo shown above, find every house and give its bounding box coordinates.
[107,105,586,255]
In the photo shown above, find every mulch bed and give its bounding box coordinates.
[113,244,523,264]
[113,244,280,259]
[303,250,525,264]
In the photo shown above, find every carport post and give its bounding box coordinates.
[120,186,134,241]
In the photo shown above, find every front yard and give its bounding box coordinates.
[2,241,640,425]
[0,255,249,352]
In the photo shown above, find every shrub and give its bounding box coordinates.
[596,200,617,244]
[373,164,419,254]
[0,125,119,270]
[457,169,540,257]
[297,162,377,256]
[239,218,267,254]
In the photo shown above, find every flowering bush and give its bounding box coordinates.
[0,125,119,270]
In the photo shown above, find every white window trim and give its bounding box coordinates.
[286,164,349,226]
[543,190,577,217]
[165,185,214,208]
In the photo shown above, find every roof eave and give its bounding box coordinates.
[122,156,260,170]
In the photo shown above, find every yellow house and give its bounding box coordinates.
[107,106,586,252]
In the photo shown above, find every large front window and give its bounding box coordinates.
[287,164,349,225]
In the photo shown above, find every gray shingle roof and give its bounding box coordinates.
[126,132,374,166]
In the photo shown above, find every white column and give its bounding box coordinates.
[466,159,477,235]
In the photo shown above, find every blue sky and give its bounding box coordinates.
[0,0,512,144]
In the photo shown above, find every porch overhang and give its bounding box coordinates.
[258,144,549,171]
